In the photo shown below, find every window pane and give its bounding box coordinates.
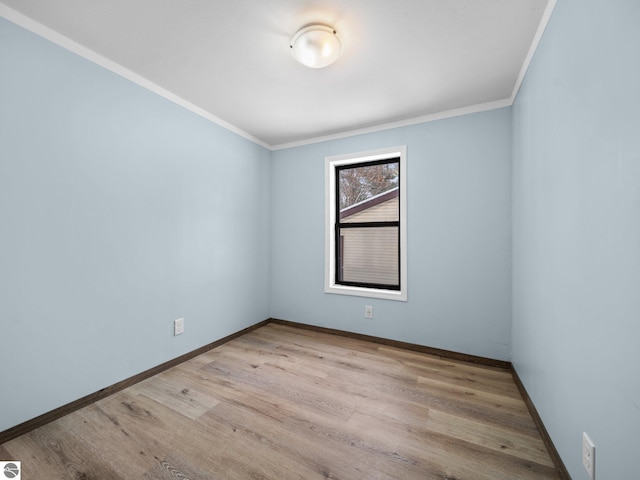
[339,226,399,286]
[338,161,399,211]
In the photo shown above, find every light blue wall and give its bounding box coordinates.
[0,18,271,432]
[271,108,512,361]
[512,1,640,478]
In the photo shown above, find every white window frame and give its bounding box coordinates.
[325,145,407,301]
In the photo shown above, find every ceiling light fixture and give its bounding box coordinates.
[290,24,342,69]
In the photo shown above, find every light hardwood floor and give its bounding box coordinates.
[1,323,560,479]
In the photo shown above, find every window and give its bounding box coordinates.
[325,146,407,301]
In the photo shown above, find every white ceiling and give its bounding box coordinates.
[0,0,554,149]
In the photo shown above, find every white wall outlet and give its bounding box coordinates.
[582,432,595,479]
[174,318,185,336]
[365,305,373,319]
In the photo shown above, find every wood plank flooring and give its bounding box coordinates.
[1,323,560,479]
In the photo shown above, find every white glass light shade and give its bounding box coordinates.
[290,25,342,68]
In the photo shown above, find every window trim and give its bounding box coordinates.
[325,146,407,301]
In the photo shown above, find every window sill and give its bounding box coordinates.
[325,283,407,302]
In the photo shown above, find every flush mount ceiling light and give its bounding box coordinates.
[290,24,342,68]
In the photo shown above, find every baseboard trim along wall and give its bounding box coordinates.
[511,367,572,480]
[0,319,270,445]
[269,318,511,369]
[0,316,571,479]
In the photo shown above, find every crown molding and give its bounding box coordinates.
[0,5,271,150]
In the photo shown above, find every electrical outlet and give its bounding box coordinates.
[365,305,373,319]
[174,318,184,336]
[582,432,595,479]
